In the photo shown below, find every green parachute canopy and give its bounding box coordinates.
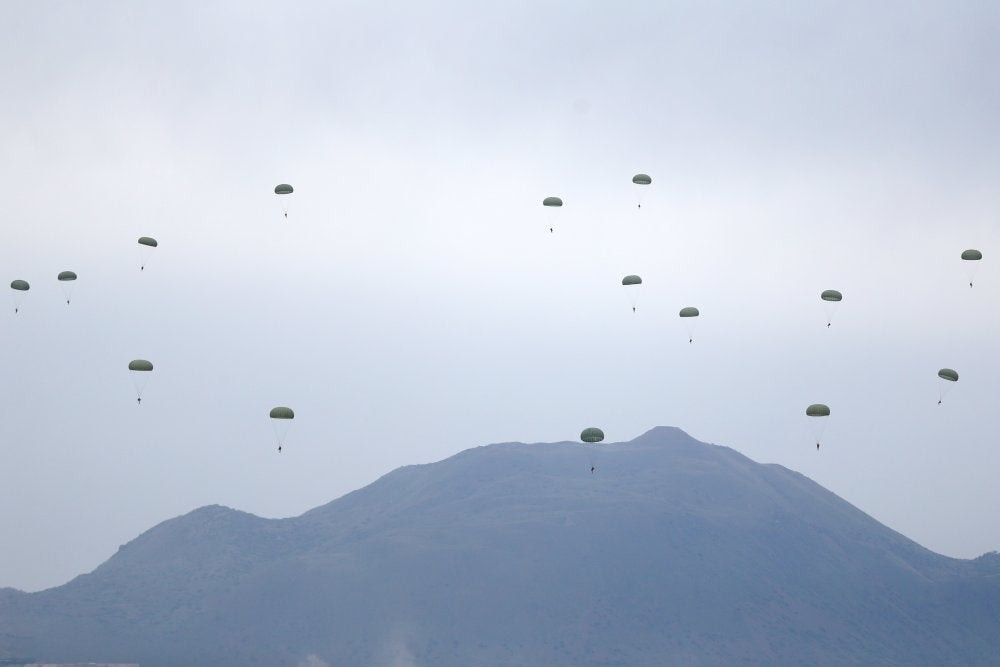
[542,196,563,207]
[270,406,295,419]
[938,368,959,382]
[632,173,652,185]
[10,280,29,291]
[128,359,153,372]
[274,184,294,195]
[57,271,77,281]
[805,404,830,417]
[820,290,842,302]
[580,427,605,443]
[679,306,700,317]
[622,275,642,286]
[961,249,982,261]
[138,237,158,248]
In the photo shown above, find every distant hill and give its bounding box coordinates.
[2,426,999,666]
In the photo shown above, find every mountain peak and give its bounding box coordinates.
[629,425,702,445]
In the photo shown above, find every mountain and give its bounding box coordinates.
[2,426,999,666]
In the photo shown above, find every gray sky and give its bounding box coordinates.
[2,0,999,592]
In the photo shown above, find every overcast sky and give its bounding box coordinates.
[2,0,999,592]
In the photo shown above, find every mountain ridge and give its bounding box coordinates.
[2,426,998,666]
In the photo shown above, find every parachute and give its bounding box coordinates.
[10,279,29,313]
[679,306,700,342]
[580,427,604,471]
[57,271,77,304]
[805,403,830,449]
[622,275,642,312]
[275,184,293,218]
[820,290,842,327]
[632,174,651,208]
[270,406,295,451]
[542,196,562,233]
[938,368,959,381]
[937,368,959,404]
[128,359,154,404]
[137,237,157,271]
[961,249,982,287]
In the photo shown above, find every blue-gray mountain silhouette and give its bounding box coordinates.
[2,426,999,666]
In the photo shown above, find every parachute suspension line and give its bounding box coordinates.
[272,423,284,449]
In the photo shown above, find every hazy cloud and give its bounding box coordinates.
[1,1,998,591]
